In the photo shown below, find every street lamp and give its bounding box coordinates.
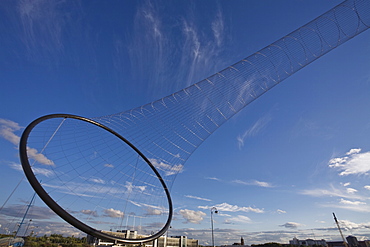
[211,207,218,247]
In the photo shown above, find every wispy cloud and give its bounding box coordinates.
[233,179,274,188]
[185,195,212,202]
[179,8,228,88]
[179,209,206,224]
[10,162,54,177]
[329,148,370,176]
[0,204,56,220]
[224,215,252,224]
[128,1,171,96]
[321,199,370,213]
[128,200,167,216]
[212,8,225,48]
[205,177,221,181]
[199,202,264,214]
[277,209,286,214]
[16,0,67,64]
[89,178,105,184]
[237,114,271,149]
[302,184,370,212]
[301,184,365,200]
[42,179,146,198]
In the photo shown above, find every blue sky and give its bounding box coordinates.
[1,0,370,245]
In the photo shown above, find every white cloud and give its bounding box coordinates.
[89,178,105,184]
[364,185,370,190]
[0,118,21,145]
[277,209,286,214]
[237,115,271,149]
[343,182,351,187]
[145,207,163,216]
[233,179,274,188]
[125,181,146,194]
[339,198,366,205]
[224,215,252,224]
[26,147,54,166]
[103,208,124,218]
[149,158,184,176]
[179,209,206,224]
[81,209,98,217]
[346,188,358,194]
[329,149,370,176]
[10,162,54,177]
[185,195,212,202]
[279,222,304,229]
[346,148,361,155]
[199,202,264,214]
[104,164,114,168]
[0,118,54,166]
[337,219,370,231]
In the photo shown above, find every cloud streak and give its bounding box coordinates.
[128,2,229,97]
[237,115,271,149]
[185,195,212,202]
[233,179,274,188]
[301,184,365,200]
[199,202,264,214]
[224,215,252,224]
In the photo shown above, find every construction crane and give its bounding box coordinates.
[333,212,349,247]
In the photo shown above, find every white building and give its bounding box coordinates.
[290,237,327,246]
[87,230,198,247]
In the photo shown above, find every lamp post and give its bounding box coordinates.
[211,207,218,247]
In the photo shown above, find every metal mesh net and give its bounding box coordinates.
[21,0,370,242]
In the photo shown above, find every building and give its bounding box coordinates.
[289,237,327,246]
[346,236,359,247]
[149,235,198,247]
[327,236,370,247]
[221,237,251,247]
[326,241,346,247]
[87,230,198,247]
